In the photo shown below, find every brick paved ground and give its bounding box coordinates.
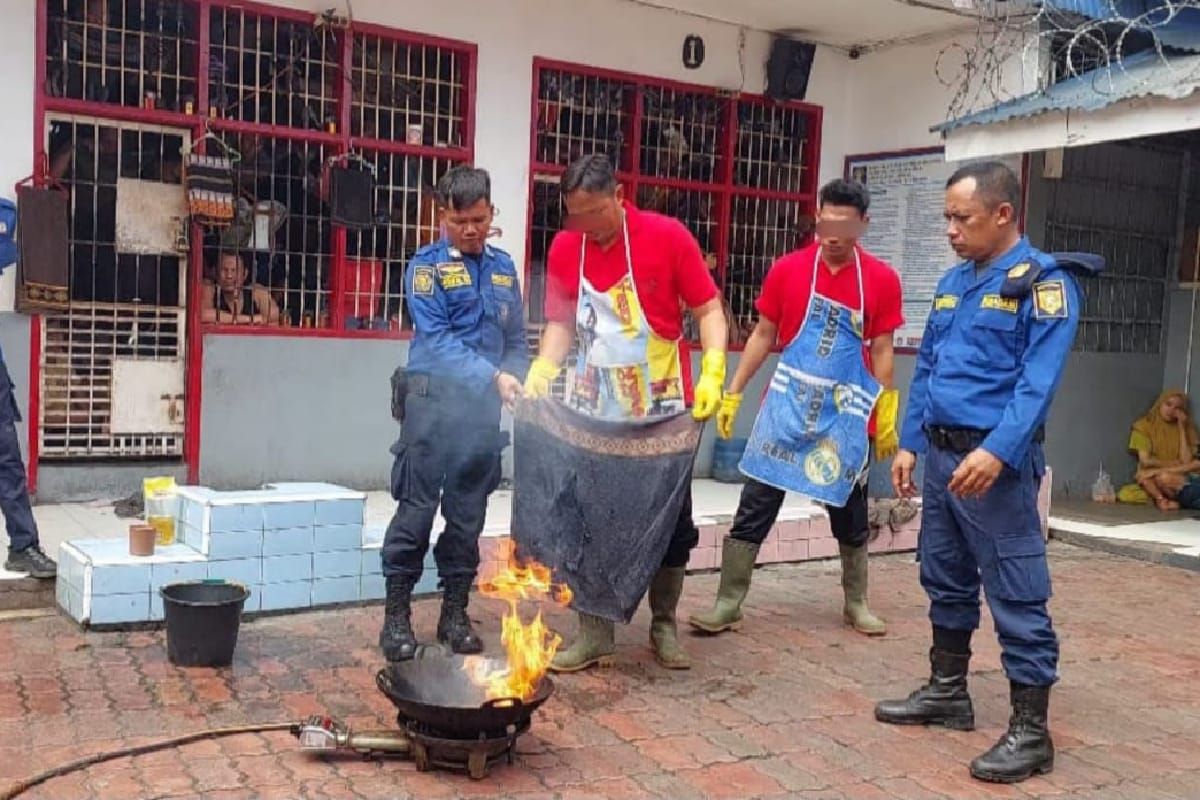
[1,542,1199,799]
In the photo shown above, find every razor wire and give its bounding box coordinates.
[934,1,1200,121]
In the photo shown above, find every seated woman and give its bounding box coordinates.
[200,251,282,326]
[1124,390,1200,511]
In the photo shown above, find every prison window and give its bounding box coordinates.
[35,2,477,461]
[525,59,821,346]
[1039,143,1180,354]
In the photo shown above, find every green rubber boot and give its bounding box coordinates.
[688,537,760,634]
[549,612,615,673]
[841,543,886,636]
[648,567,690,670]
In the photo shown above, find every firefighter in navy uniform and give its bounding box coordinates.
[876,161,1088,785]
[379,166,529,661]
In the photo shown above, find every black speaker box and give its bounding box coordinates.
[766,38,816,102]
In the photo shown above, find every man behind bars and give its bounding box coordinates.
[378,166,529,661]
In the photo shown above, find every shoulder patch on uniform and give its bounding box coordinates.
[934,294,958,311]
[1000,260,1042,299]
[1033,279,1068,319]
[981,294,1019,313]
[491,273,514,288]
[412,266,435,296]
[436,262,472,290]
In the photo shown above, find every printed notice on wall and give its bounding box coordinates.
[845,149,1022,350]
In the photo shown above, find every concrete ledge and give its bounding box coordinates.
[0,576,56,611]
[1050,527,1200,573]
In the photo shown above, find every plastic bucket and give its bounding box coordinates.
[160,581,250,667]
[712,437,748,483]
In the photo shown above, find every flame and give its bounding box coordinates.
[464,540,573,702]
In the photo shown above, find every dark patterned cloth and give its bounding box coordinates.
[511,399,701,623]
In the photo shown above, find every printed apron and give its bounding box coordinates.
[566,215,686,421]
[739,247,881,506]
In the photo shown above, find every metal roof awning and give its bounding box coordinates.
[934,48,1200,160]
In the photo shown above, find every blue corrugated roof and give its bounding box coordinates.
[933,47,1200,133]
[1045,1,1200,52]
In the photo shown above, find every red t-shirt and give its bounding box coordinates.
[755,243,904,433]
[545,202,720,400]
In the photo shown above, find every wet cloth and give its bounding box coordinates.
[511,398,701,623]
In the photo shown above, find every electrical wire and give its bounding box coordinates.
[0,721,297,800]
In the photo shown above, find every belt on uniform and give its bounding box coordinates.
[924,425,1044,454]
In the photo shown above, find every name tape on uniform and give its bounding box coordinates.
[934,294,958,311]
[412,266,435,296]
[491,273,514,287]
[1033,280,1068,319]
[437,262,472,289]
[980,294,1019,314]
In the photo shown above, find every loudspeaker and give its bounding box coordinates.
[766,38,816,102]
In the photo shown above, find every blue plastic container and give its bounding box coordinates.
[712,437,748,483]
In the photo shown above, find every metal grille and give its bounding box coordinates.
[726,195,807,334]
[535,69,632,169]
[40,306,184,458]
[735,101,811,194]
[351,32,467,147]
[42,114,188,459]
[208,5,339,129]
[527,175,564,324]
[636,184,719,257]
[639,88,723,183]
[207,131,331,327]
[1042,143,1180,353]
[526,63,820,343]
[44,0,199,111]
[343,151,458,330]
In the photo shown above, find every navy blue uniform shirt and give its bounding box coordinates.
[899,237,1081,469]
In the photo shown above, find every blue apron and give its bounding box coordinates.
[739,247,880,506]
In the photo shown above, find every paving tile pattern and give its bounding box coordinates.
[1,543,1198,799]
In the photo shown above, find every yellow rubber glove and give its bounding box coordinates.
[874,388,900,461]
[523,356,561,399]
[716,392,742,439]
[692,349,726,421]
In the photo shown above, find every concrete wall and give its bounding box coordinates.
[198,335,405,488]
[0,0,36,313]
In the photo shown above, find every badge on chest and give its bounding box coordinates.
[437,262,472,290]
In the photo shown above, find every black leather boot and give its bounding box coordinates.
[970,682,1054,783]
[379,575,418,662]
[874,647,976,730]
[437,578,483,654]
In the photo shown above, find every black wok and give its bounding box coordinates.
[375,645,554,738]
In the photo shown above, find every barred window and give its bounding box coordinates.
[36,1,476,462]
[1039,143,1181,354]
[526,59,821,346]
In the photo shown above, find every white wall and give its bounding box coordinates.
[281,0,849,267]
[0,0,37,312]
[841,29,1038,160]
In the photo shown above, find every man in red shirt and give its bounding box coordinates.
[690,178,903,637]
[524,154,727,671]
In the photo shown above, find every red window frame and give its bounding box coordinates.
[30,0,477,488]
[33,0,478,345]
[524,57,823,351]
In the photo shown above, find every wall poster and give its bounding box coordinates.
[844,148,1024,351]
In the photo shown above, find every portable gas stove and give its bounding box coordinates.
[292,645,553,780]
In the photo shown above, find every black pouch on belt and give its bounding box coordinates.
[390,366,408,423]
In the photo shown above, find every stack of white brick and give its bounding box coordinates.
[56,482,437,627]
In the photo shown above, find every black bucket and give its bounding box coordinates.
[160,581,250,667]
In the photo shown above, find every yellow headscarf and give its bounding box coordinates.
[1130,389,1199,466]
